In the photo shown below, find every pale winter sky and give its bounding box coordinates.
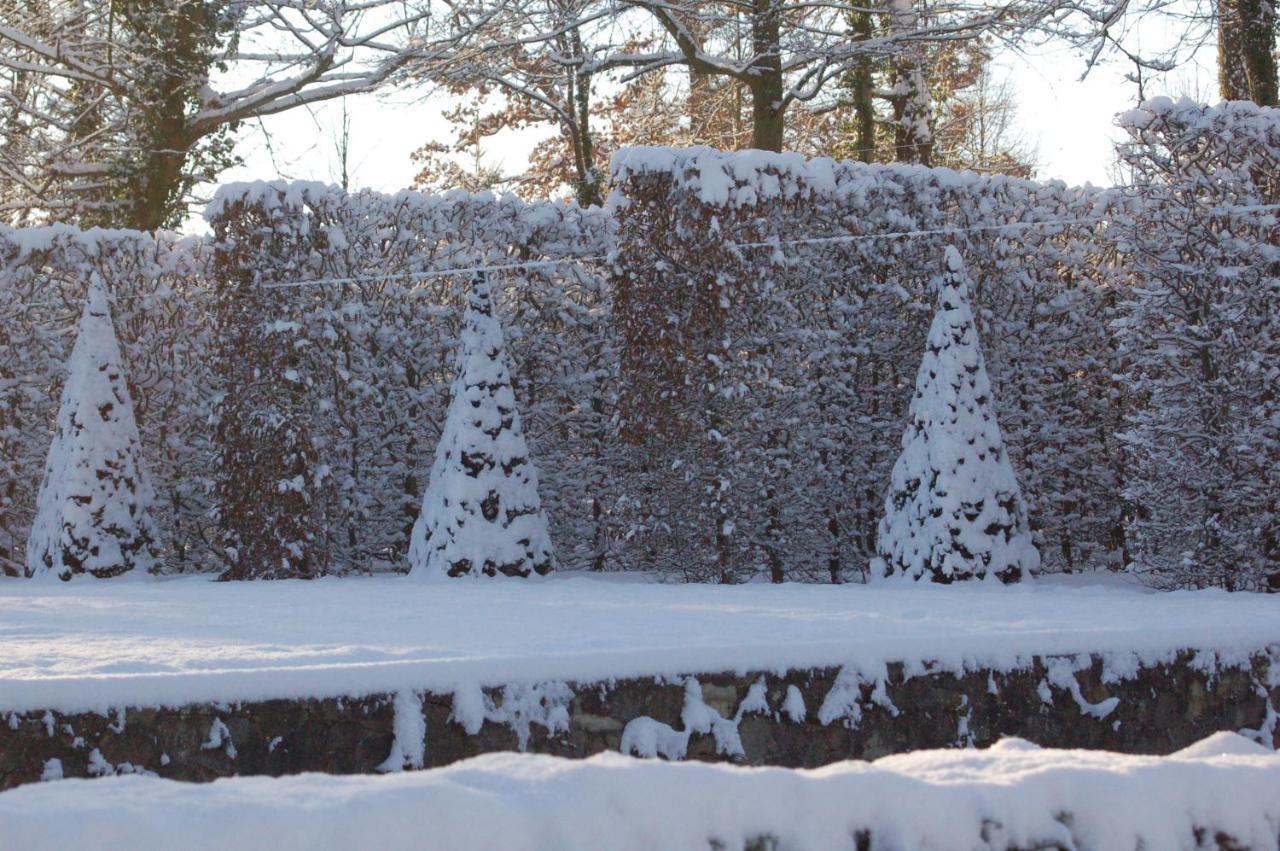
[204,36,1218,223]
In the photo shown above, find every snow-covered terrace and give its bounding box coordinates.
[2,573,1278,714]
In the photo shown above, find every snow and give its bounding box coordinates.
[447,681,572,749]
[204,180,332,222]
[782,685,807,723]
[2,734,1279,851]
[1044,657,1121,720]
[621,678,746,760]
[611,146,840,208]
[201,718,237,759]
[0,573,1277,714]
[377,690,426,773]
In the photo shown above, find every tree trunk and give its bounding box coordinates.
[568,26,603,207]
[749,0,785,151]
[1218,0,1279,105]
[888,0,933,165]
[129,135,191,232]
[1219,0,1251,99]
[1238,0,1278,105]
[847,9,877,162]
[121,0,215,231]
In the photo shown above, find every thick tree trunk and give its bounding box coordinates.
[749,0,785,151]
[1238,0,1278,105]
[847,9,877,162]
[121,1,215,231]
[1219,0,1251,98]
[129,137,191,232]
[750,86,786,151]
[1218,0,1279,105]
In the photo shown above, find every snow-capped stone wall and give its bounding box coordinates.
[1,647,1276,791]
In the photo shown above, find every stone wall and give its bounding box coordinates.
[2,648,1276,790]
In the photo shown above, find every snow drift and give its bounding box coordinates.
[2,732,1278,851]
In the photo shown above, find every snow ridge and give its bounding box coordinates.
[5,735,1280,851]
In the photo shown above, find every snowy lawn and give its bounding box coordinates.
[2,732,1279,850]
[1,572,1279,713]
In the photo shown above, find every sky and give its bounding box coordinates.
[204,33,1219,222]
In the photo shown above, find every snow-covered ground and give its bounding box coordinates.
[2,732,1278,850]
[2,572,1278,713]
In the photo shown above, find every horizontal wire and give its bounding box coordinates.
[259,256,610,291]
[730,201,1280,250]
[728,216,1108,250]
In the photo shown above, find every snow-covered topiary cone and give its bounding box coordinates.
[26,273,159,580]
[874,247,1039,583]
[408,270,555,579]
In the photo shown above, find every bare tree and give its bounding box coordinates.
[574,0,1066,152]
[409,0,619,206]
[1052,0,1275,108]
[0,1,456,229]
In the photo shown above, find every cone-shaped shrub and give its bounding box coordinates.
[875,247,1038,583]
[408,271,555,579]
[26,274,158,580]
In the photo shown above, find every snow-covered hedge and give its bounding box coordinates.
[609,146,1119,581]
[2,100,1275,585]
[2,186,607,576]
[1111,98,1280,592]
[607,100,1277,588]
[3,733,1278,850]
[202,182,608,576]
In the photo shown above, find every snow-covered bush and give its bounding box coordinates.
[875,248,1038,583]
[408,271,555,578]
[1111,99,1280,591]
[25,274,159,579]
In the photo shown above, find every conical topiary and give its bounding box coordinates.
[26,273,159,580]
[408,270,554,579]
[874,246,1038,583]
